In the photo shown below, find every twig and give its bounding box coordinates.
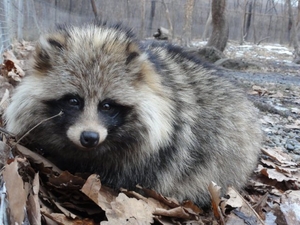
[16,111,63,145]
[257,36,270,45]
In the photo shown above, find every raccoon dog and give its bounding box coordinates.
[5,23,261,206]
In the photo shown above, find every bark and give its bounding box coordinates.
[147,0,156,36]
[182,0,195,46]
[202,8,212,41]
[287,0,293,44]
[239,0,248,44]
[287,0,300,62]
[139,0,146,38]
[280,1,287,44]
[252,0,257,43]
[90,0,99,19]
[245,0,252,41]
[162,0,173,38]
[206,0,229,52]
[17,0,24,39]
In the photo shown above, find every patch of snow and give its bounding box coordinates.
[265,211,277,225]
[280,202,300,221]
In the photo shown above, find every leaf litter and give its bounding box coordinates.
[0,41,300,224]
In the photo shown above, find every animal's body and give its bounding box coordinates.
[5,23,261,206]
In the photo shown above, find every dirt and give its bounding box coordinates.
[216,60,300,165]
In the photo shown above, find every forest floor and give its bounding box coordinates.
[0,40,300,224]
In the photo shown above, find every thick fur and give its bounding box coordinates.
[4,23,262,206]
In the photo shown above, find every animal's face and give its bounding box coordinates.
[43,92,132,150]
[5,24,174,155]
[32,25,148,150]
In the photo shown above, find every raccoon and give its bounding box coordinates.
[4,23,262,207]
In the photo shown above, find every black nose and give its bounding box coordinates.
[80,131,99,148]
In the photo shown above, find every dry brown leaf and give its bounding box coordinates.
[121,188,170,210]
[261,147,297,166]
[0,140,10,168]
[102,193,154,225]
[15,144,62,173]
[4,59,25,81]
[154,207,197,220]
[252,85,268,96]
[48,171,86,188]
[138,185,180,208]
[41,211,96,225]
[208,181,224,223]
[221,187,264,225]
[27,172,41,225]
[181,200,203,215]
[81,174,117,211]
[52,199,78,219]
[2,157,30,224]
[258,165,297,182]
[269,91,284,98]
[0,89,9,107]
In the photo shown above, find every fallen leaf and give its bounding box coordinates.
[220,187,265,225]
[138,185,180,208]
[15,144,62,173]
[154,207,197,220]
[27,172,41,225]
[48,171,86,188]
[2,158,30,224]
[102,193,154,225]
[81,174,117,211]
[208,181,224,223]
[261,147,297,166]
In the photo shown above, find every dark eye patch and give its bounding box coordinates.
[48,38,64,50]
[125,52,139,65]
[98,100,131,128]
[99,100,121,118]
[44,94,84,114]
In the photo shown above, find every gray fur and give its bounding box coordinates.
[4,23,262,206]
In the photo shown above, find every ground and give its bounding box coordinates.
[0,40,299,224]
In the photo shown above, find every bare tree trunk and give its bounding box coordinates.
[245,0,253,41]
[206,0,229,52]
[17,0,24,40]
[202,7,212,41]
[280,1,287,44]
[239,0,248,45]
[139,0,146,38]
[182,0,195,46]
[162,0,173,38]
[297,0,300,31]
[287,0,300,62]
[252,0,257,43]
[90,0,99,19]
[147,0,156,36]
[287,0,293,45]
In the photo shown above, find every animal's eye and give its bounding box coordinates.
[63,95,82,109]
[99,101,120,117]
[68,98,80,106]
[68,98,79,106]
[101,103,111,111]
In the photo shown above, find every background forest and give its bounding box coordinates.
[1,0,300,57]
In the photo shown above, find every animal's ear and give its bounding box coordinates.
[34,33,67,71]
[125,42,141,65]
